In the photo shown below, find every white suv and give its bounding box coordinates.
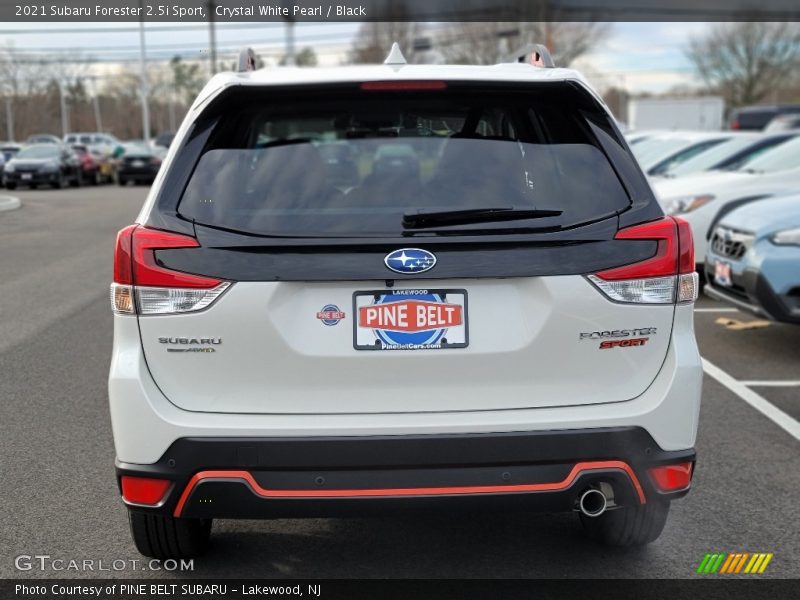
[109,45,702,558]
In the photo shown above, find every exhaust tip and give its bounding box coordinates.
[579,488,608,517]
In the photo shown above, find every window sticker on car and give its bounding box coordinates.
[353,289,468,351]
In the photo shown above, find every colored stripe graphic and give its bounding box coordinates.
[698,552,773,574]
[697,554,712,574]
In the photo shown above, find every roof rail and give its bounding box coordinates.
[237,47,256,73]
[507,44,555,68]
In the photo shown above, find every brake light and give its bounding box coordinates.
[111,225,229,315]
[648,462,693,492]
[587,217,698,304]
[121,476,172,506]
[730,118,740,130]
[360,80,447,91]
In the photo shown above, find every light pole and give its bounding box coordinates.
[207,0,217,75]
[282,1,295,66]
[3,89,13,141]
[57,79,69,138]
[89,77,103,133]
[138,8,151,143]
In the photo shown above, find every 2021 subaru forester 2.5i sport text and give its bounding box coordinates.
[109,45,702,558]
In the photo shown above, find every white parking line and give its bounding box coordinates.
[740,381,800,387]
[694,308,739,313]
[702,358,800,441]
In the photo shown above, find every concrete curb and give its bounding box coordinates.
[0,195,21,212]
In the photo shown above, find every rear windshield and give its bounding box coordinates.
[178,84,634,236]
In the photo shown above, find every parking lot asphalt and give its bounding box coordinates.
[0,186,798,579]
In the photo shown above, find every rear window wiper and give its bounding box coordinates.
[402,207,563,229]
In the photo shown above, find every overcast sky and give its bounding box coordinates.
[0,21,711,93]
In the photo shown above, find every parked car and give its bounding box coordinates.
[71,144,102,185]
[655,131,799,179]
[109,45,702,559]
[625,130,667,146]
[0,143,21,162]
[89,146,116,184]
[154,131,175,149]
[25,133,61,145]
[116,144,162,185]
[631,131,735,176]
[64,132,121,155]
[654,135,800,266]
[728,105,800,130]
[705,194,800,325]
[764,114,800,132]
[2,143,82,189]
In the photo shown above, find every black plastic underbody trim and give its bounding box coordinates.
[117,427,696,519]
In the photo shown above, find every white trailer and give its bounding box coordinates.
[628,97,725,131]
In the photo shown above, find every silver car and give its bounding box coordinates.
[705,194,800,324]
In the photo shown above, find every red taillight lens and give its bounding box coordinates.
[113,225,220,288]
[150,157,162,166]
[648,462,693,492]
[730,118,740,130]
[113,224,136,285]
[588,217,698,304]
[675,217,694,274]
[121,476,172,506]
[360,80,447,91]
[111,225,229,315]
[595,217,679,281]
[130,227,221,288]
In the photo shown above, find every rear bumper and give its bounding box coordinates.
[117,428,695,519]
[3,171,60,185]
[118,167,157,181]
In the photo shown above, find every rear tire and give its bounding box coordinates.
[580,499,670,546]
[128,511,212,559]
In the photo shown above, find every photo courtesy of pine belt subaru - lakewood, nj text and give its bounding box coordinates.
[108,44,702,559]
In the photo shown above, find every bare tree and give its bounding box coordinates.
[687,22,800,108]
[436,22,610,66]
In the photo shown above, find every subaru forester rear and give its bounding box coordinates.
[109,46,702,558]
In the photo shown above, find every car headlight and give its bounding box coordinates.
[4,163,14,173]
[41,161,59,172]
[663,194,715,215]
[771,227,800,246]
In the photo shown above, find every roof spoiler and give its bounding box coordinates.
[506,44,555,68]
[237,47,257,72]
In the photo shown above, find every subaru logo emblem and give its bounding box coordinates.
[384,248,437,274]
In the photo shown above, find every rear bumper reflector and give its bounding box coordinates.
[648,462,694,492]
[121,476,172,507]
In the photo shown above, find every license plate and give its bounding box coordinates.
[714,260,732,287]
[21,173,32,180]
[353,289,468,351]
[131,160,145,168]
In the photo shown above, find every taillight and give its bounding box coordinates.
[730,118,740,130]
[648,462,693,492]
[111,225,230,315]
[360,80,447,91]
[121,476,172,506]
[587,217,698,304]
